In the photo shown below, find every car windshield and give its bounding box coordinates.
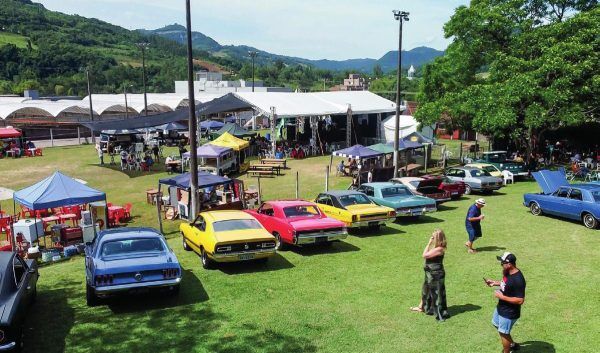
[470,169,491,177]
[338,194,372,206]
[213,219,263,232]
[101,238,164,257]
[283,205,320,218]
[485,153,507,162]
[482,166,498,173]
[591,190,600,202]
[408,181,420,188]
[381,186,412,197]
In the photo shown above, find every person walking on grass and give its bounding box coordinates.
[465,198,485,253]
[484,252,526,353]
[95,143,104,166]
[410,229,450,321]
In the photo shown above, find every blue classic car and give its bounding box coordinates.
[0,252,38,351]
[523,170,600,229]
[85,227,182,306]
[357,182,437,218]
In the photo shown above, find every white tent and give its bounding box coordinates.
[381,115,435,143]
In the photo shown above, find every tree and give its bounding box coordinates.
[416,0,599,155]
[372,64,383,78]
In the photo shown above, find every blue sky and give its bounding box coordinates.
[37,0,468,60]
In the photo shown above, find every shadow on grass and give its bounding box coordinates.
[395,215,444,225]
[106,269,208,313]
[207,323,317,353]
[437,204,458,211]
[350,226,404,238]
[519,341,555,353]
[475,246,506,252]
[447,303,481,317]
[218,253,294,275]
[86,163,167,179]
[287,241,360,257]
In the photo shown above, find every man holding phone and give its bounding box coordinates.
[484,252,526,353]
[465,198,486,253]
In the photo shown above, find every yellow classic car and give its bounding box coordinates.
[465,163,503,178]
[314,190,396,229]
[180,210,277,269]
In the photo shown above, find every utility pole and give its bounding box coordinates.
[248,51,258,92]
[123,84,129,119]
[185,0,199,219]
[136,42,150,116]
[392,10,409,178]
[85,67,95,143]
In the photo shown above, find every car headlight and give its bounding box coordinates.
[215,245,232,253]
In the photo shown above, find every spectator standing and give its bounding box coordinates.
[465,198,485,253]
[411,229,450,321]
[367,168,373,183]
[95,143,104,165]
[152,144,160,163]
[485,252,526,353]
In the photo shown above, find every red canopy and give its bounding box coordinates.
[0,128,22,138]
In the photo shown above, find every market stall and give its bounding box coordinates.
[182,144,235,175]
[210,123,256,140]
[156,171,245,232]
[208,132,251,172]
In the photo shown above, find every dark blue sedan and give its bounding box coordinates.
[523,170,600,229]
[85,227,182,306]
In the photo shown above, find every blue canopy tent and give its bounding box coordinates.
[12,171,106,248]
[154,122,188,131]
[332,144,383,159]
[156,171,244,231]
[200,120,225,131]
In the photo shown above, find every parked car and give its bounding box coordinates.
[475,151,528,176]
[0,252,38,351]
[390,177,451,203]
[246,200,348,250]
[84,227,181,306]
[523,170,600,229]
[444,166,504,194]
[358,182,437,218]
[180,210,276,269]
[464,163,503,178]
[314,190,396,230]
[421,175,466,199]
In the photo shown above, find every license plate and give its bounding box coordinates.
[411,210,422,215]
[368,221,379,227]
[239,253,255,260]
[451,192,458,195]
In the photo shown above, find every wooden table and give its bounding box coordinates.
[146,189,162,205]
[166,161,182,174]
[250,164,281,175]
[260,158,287,168]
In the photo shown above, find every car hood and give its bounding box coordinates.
[345,204,391,214]
[288,217,346,231]
[96,252,178,272]
[214,229,275,243]
[377,195,436,207]
[532,170,569,194]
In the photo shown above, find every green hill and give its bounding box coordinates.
[0,0,239,96]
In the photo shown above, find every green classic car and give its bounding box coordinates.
[357,182,437,218]
[475,151,528,176]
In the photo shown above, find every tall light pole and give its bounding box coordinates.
[84,67,95,143]
[136,42,150,116]
[185,0,199,219]
[392,10,409,178]
[248,51,258,92]
[123,84,132,119]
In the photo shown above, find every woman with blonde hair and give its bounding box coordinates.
[410,229,450,321]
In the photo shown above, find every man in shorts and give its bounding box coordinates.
[465,198,485,253]
[484,252,526,353]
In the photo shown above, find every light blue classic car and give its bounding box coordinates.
[357,182,437,217]
[85,227,182,306]
[523,170,600,229]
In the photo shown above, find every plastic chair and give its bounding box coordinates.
[34,148,43,156]
[502,170,514,185]
[123,203,132,220]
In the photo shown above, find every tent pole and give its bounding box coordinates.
[270,107,276,157]
[157,183,163,233]
[257,176,262,204]
[424,145,428,174]
[325,166,329,192]
[346,104,352,148]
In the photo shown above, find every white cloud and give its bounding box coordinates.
[37,0,467,60]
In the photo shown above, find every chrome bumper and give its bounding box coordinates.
[349,219,390,228]
[95,277,181,294]
[212,249,275,260]
[0,342,16,351]
[396,208,437,217]
[295,232,348,244]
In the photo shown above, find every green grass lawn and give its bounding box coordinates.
[0,31,36,49]
[0,145,598,353]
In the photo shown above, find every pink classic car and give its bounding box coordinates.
[245,200,348,250]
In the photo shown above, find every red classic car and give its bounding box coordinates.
[245,200,348,250]
[390,177,452,203]
[421,175,466,199]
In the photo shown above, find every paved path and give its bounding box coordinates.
[33,137,93,148]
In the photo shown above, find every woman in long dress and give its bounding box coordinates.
[411,229,450,321]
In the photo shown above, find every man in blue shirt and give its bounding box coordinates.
[465,198,485,253]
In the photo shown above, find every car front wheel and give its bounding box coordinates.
[530,202,542,216]
[582,213,598,229]
[200,248,213,269]
[464,184,472,195]
[86,284,98,307]
[182,233,191,251]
